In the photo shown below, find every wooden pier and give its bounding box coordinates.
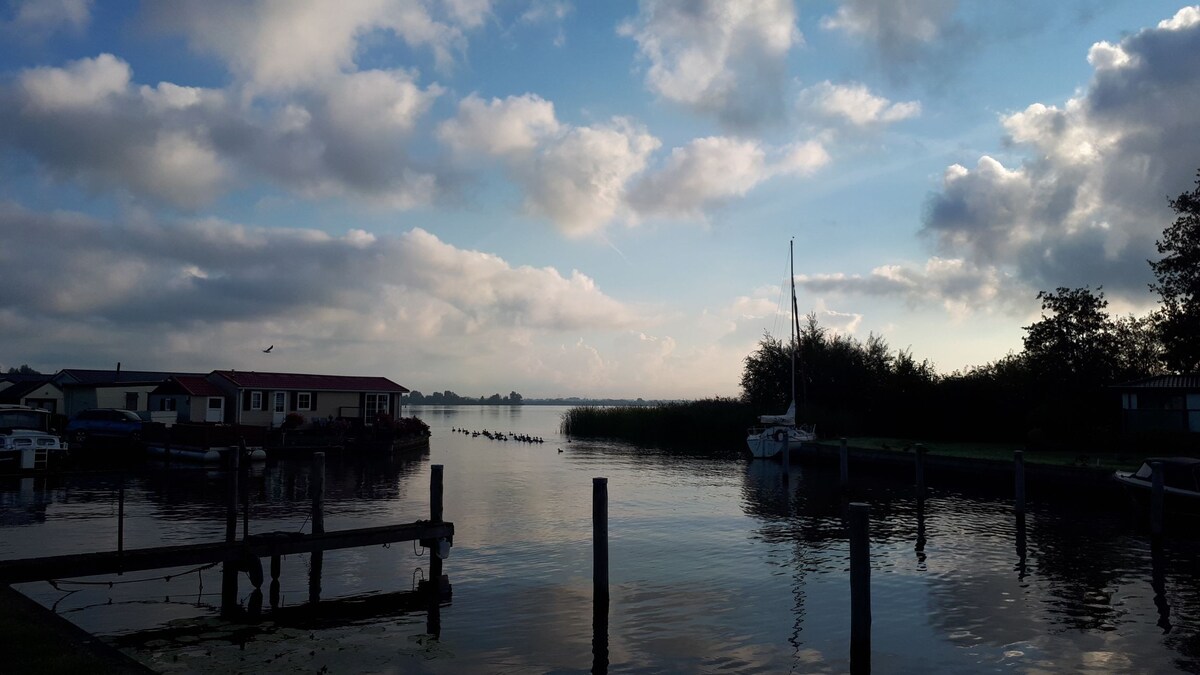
[0,521,453,585]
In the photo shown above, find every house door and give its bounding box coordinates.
[272,392,287,427]
[206,397,225,423]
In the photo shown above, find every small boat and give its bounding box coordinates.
[746,239,816,459]
[0,405,68,470]
[1113,457,1200,512]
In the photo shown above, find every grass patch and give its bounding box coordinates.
[822,437,1140,471]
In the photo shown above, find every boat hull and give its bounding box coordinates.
[746,426,814,459]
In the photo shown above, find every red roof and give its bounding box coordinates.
[211,370,408,393]
[173,375,227,397]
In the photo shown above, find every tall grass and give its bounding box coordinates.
[560,398,754,453]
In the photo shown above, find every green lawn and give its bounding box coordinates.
[821,437,1141,471]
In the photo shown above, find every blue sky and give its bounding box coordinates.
[1,1,1198,398]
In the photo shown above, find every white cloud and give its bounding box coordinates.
[0,202,651,390]
[821,0,960,63]
[144,1,490,92]
[628,136,828,218]
[521,119,660,235]
[798,81,921,127]
[437,93,561,156]
[922,6,1200,303]
[1,55,444,209]
[18,53,129,111]
[619,0,801,129]
[2,0,91,39]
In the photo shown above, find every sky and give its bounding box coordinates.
[1,1,1198,399]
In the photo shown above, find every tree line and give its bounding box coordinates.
[741,170,1200,450]
[406,390,525,405]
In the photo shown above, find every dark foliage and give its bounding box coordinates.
[1151,171,1200,373]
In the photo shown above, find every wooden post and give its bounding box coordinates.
[914,444,926,496]
[309,452,325,604]
[240,438,250,540]
[117,476,125,558]
[839,437,849,489]
[593,477,609,604]
[1151,461,1164,536]
[269,554,281,609]
[1014,450,1026,515]
[221,452,240,617]
[849,502,871,674]
[429,464,444,587]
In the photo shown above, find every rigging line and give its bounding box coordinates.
[47,561,221,587]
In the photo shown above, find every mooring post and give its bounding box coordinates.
[914,444,926,496]
[221,450,241,617]
[429,464,445,587]
[239,438,250,539]
[1151,461,1164,536]
[116,474,125,574]
[1014,450,1026,515]
[269,553,281,609]
[309,452,325,604]
[593,477,609,604]
[849,502,871,674]
[840,437,849,489]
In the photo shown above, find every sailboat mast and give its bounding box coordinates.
[789,238,797,412]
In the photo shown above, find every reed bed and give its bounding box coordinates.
[559,398,753,453]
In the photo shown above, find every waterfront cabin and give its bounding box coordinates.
[148,375,233,425]
[206,370,410,430]
[0,375,63,415]
[1115,374,1200,448]
[55,368,204,418]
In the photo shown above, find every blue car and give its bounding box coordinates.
[65,408,146,446]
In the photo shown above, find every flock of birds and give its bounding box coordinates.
[451,427,548,445]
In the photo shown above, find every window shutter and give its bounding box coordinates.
[359,392,366,418]
[290,391,298,411]
[311,391,318,412]
[242,391,251,411]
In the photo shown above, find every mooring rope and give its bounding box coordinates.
[46,560,221,588]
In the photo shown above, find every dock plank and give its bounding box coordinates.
[0,521,453,584]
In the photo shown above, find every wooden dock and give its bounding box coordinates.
[0,521,453,585]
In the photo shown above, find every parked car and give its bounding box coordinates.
[66,409,147,446]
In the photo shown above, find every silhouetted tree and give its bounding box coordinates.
[1150,171,1200,373]
[5,365,41,375]
[1022,287,1116,388]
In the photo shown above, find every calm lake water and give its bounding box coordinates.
[3,405,1199,673]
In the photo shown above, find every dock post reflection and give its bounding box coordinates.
[593,476,610,674]
[1151,461,1164,536]
[849,502,871,675]
[309,452,325,604]
[915,495,926,564]
[1014,450,1026,515]
[1015,512,1027,580]
[1151,537,1172,633]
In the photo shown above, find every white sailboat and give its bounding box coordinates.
[746,239,816,459]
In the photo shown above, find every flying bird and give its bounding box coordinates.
[263,345,273,353]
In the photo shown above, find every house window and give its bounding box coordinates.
[125,392,139,410]
[365,393,389,416]
[297,392,312,411]
[251,391,263,410]
[160,398,177,412]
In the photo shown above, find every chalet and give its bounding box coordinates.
[148,375,232,424]
[0,374,62,414]
[1115,374,1200,436]
[206,371,410,429]
[55,368,203,417]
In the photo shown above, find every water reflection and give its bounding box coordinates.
[5,406,1200,673]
